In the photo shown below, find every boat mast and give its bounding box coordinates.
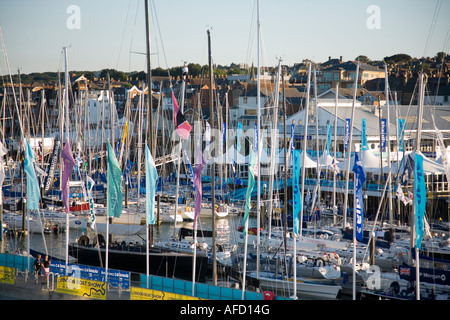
[207,28,217,286]
[333,85,338,225]
[63,46,70,271]
[256,0,261,279]
[343,63,359,230]
[145,0,155,246]
[384,64,393,227]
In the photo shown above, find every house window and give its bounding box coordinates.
[324,73,332,81]
[244,97,248,104]
[333,73,340,81]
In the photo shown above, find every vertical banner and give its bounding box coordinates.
[361,118,369,151]
[243,147,256,235]
[398,118,405,152]
[352,153,366,241]
[86,175,96,228]
[145,145,159,225]
[292,149,301,235]
[326,123,332,155]
[381,118,387,152]
[236,122,242,152]
[414,153,426,249]
[24,139,41,211]
[344,118,350,151]
[107,142,123,218]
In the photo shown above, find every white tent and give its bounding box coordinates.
[337,149,389,173]
[392,150,446,175]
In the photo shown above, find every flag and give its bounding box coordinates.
[61,141,76,213]
[236,122,242,152]
[243,146,257,235]
[145,145,159,225]
[381,118,387,152]
[193,144,206,229]
[182,142,195,189]
[361,118,369,151]
[86,175,96,228]
[107,142,123,218]
[326,122,332,154]
[23,139,41,211]
[353,152,366,241]
[414,153,426,249]
[398,118,405,152]
[172,90,192,139]
[331,158,340,174]
[344,118,350,151]
[292,149,302,235]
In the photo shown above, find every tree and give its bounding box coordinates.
[355,55,370,63]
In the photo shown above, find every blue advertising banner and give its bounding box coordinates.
[361,118,368,151]
[352,152,366,241]
[398,118,405,152]
[344,118,350,151]
[50,262,130,289]
[381,118,387,152]
[414,153,426,249]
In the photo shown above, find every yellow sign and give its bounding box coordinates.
[130,287,204,300]
[56,276,106,300]
[0,266,15,284]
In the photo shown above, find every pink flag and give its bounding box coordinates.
[61,141,76,213]
[172,90,192,139]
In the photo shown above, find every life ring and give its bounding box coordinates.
[78,235,89,246]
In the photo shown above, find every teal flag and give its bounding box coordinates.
[243,147,257,235]
[24,139,40,210]
[145,144,159,224]
[414,153,426,249]
[292,149,301,235]
[107,142,123,218]
[326,123,332,155]
[361,118,369,151]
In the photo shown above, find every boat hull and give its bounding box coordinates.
[68,243,210,281]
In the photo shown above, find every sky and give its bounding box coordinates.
[0,0,449,75]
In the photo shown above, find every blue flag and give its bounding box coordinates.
[24,139,40,211]
[292,149,302,235]
[353,152,366,241]
[414,153,426,249]
[381,119,387,152]
[398,118,405,152]
[107,142,123,218]
[344,118,350,151]
[145,145,159,225]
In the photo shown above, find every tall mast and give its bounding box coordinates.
[145,0,153,156]
[343,63,360,229]
[384,64,393,227]
[207,29,217,285]
[256,0,261,279]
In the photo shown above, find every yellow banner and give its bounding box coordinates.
[56,276,106,300]
[0,266,15,284]
[130,287,204,300]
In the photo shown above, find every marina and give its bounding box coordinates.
[0,0,449,304]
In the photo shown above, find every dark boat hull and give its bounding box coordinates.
[68,243,210,281]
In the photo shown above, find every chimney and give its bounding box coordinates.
[329,56,331,61]
[340,56,343,63]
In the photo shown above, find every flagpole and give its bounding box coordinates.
[343,63,360,233]
[63,46,70,272]
[106,141,110,285]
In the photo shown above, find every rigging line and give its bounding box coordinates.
[116,0,133,70]
[423,0,442,57]
[151,0,171,79]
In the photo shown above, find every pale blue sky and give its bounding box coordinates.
[0,0,449,74]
